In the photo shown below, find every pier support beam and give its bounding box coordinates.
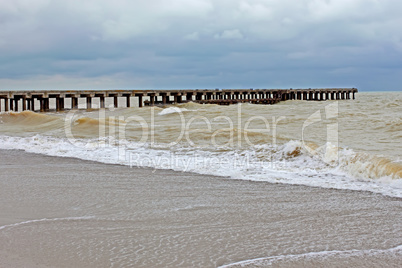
[14,99,19,112]
[87,97,92,109]
[72,97,78,109]
[5,98,9,112]
[114,96,118,108]
[126,96,131,107]
[40,99,43,112]
[174,94,182,103]
[60,98,64,110]
[57,97,63,111]
[186,93,193,102]
[43,98,50,112]
[100,96,105,108]
[42,98,46,112]
[22,97,26,111]
[56,97,60,111]
[138,95,143,107]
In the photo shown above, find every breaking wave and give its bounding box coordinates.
[1,92,401,197]
[0,135,400,198]
[0,111,60,125]
[158,107,192,115]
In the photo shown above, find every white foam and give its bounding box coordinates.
[219,245,402,267]
[0,135,401,198]
[158,107,190,115]
[0,216,95,231]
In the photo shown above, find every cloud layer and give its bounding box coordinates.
[1,0,401,90]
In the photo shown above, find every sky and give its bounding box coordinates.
[0,0,401,91]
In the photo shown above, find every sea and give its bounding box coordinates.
[0,91,401,267]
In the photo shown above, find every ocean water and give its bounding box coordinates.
[0,91,401,267]
[0,92,401,197]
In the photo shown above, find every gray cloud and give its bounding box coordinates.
[0,0,401,90]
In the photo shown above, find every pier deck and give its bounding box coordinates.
[0,88,358,112]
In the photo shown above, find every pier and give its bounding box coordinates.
[0,88,358,112]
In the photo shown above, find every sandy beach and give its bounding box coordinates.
[0,149,401,267]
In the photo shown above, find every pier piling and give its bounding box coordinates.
[0,88,358,113]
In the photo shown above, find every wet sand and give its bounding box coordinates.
[0,149,401,267]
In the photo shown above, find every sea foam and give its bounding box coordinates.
[0,134,401,198]
[219,245,402,267]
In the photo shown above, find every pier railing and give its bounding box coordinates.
[0,88,358,112]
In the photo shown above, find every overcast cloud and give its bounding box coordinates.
[0,0,401,90]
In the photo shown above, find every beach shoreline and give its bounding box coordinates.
[1,149,401,267]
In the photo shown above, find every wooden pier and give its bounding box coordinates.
[0,88,358,112]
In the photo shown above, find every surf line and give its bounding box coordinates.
[0,216,95,231]
[218,245,402,267]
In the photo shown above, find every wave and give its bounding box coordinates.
[0,135,400,198]
[0,216,95,231]
[158,107,192,115]
[73,117,125,127]
[219,245,402,267]
[75,117,102,126]
[386,101,401,108]
[0,111,60,125]
[177,101,218,109]
[338,149,402,179]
